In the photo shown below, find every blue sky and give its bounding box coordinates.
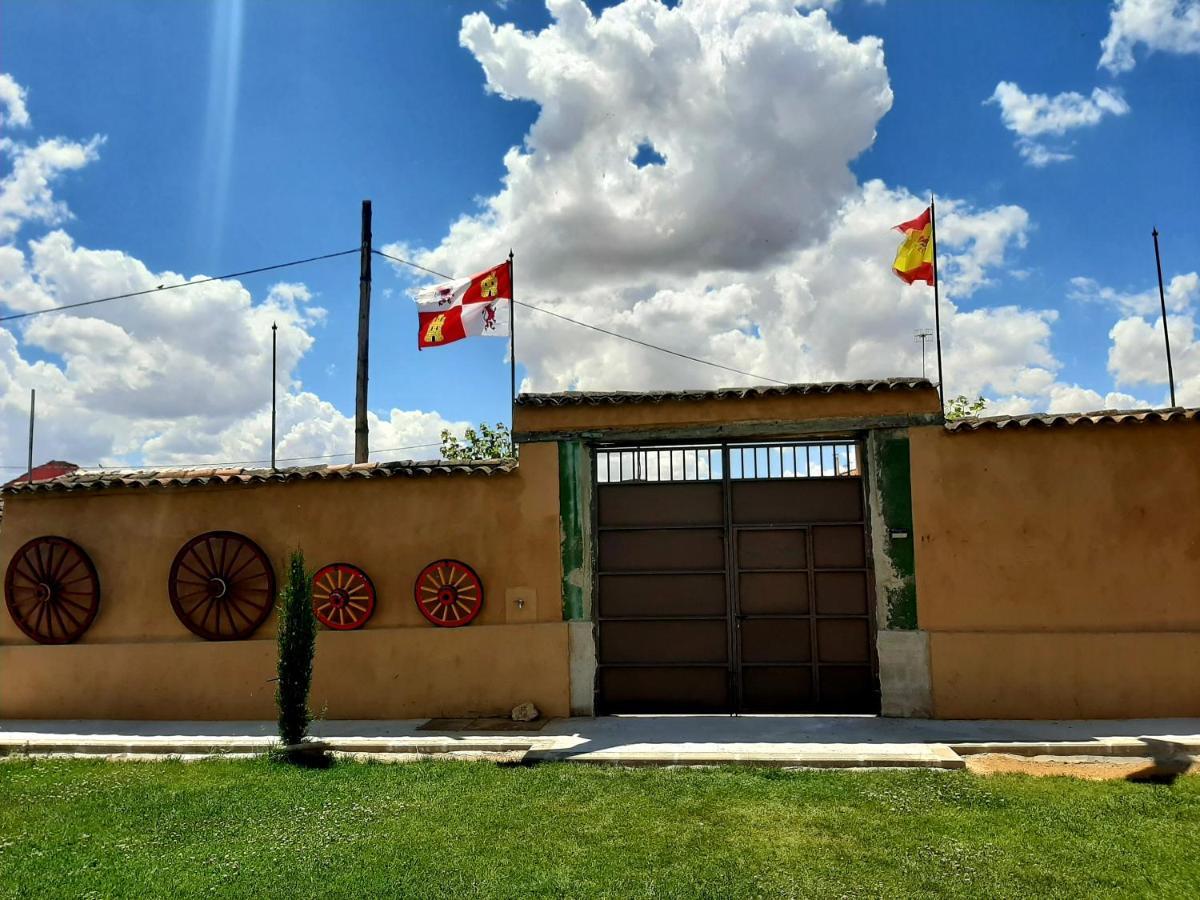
[1,0,1198,468]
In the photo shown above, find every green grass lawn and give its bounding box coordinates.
[0,758,1197,898]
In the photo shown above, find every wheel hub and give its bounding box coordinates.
[329,588,350,609]
[35,582,53,603]
[437,586,458,607]
[208,577,228,599]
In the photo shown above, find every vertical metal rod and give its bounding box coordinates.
[354,200,373,464]
[26,388,35,484]
[1152,228,1178,408]
[270,322,278,470]
[508,249,516,433]
[930,197,946,418]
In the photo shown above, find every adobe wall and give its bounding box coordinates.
[0,442,570,719]
[909,421,1200,719]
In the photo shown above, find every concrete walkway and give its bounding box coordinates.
[3,716,1199,768]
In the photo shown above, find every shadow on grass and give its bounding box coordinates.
[268,745,336,769]
[1125,738,1195,785]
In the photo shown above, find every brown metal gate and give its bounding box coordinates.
[595,441,877,714]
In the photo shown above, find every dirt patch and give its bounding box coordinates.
[967,753,1199,781]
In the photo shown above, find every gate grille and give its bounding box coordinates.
[596,441,858,483]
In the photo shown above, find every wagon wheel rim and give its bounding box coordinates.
[4,536,100,644]
[168,531,275,641]
[312,563,375,630]
[414,559,483,627]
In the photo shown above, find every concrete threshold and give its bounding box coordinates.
[526,744,965,769]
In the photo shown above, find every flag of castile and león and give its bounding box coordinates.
[415,261,511,349]
[891,207,935,286]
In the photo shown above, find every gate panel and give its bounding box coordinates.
[595,441,877,714]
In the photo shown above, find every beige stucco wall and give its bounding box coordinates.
[515,387,941,436]
[0,442,570,719]
[911,421,1200,719]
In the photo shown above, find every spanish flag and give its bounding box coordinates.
[892,207,934,286]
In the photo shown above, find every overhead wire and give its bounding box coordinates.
[371,249,790,386]
[0,248,361,323]
[1,243,789,471]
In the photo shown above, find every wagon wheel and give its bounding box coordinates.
[4,536,100,644]
[414,559,484,627]
[168,531,275,641]
[312,563,375,630]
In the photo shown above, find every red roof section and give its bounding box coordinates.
[3,460,80,487]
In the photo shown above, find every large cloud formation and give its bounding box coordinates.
[0,78,463,471]
[391,0,1113,412]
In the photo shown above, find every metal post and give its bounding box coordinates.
[354,200,373,463]
[271,322,278,470]
[26,388,35,484]
[1152,228,1177,408]
[929,197,946,418]
[508,249,516,436]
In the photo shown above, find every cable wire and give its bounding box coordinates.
[372,248,790,386]
[0,248,361,323]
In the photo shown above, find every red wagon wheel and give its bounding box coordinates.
[414,559,484,627]
[168,531,275,641]
[312,563,375,630]
[4,536,100,644]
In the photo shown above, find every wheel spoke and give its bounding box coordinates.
[180,560,210,582]
[58,596,92,614]
[225,552,260,583]
[202,539,221,578]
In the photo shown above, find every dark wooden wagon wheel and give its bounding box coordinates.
[414,559,484,627]
[4,536,100,644]
[312,563,375,630]
[168,531,275,640]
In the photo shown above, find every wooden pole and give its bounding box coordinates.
[26,388,35,484]
[354,200,373,464]
[929,196,946,419]
[1152,228,1177,408]
[271,322,278,470]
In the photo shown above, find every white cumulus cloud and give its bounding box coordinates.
[0,74,467,471]
[1102,269,1200,406]
[389,0,1099,415]
[1100,0,1200,73]
[987,81,1130,167]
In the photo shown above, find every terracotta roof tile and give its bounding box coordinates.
[946,407,1200,432]
[516,378,935,407]
[0,458,516,497]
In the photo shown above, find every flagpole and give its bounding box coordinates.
[929,195,946,419]
[508,249,516,441]
[1152,228,1177,408]
[271,322,278,470]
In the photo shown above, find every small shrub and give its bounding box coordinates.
[276,549,317,747]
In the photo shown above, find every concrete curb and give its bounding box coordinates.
[949,740,1200,759]
[3,735,1197,769]
[0,738,537,757]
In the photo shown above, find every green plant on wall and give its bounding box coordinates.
[945,395,987,420]
[440,422,514,460]
[276,549,317,748]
